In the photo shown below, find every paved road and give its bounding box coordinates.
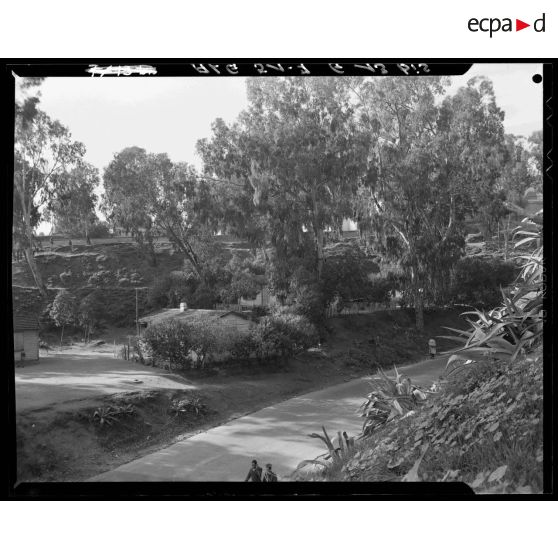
[92,358,446,482]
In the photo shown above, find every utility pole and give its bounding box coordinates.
[135,287,148,337]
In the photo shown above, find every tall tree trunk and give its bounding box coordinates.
[85,220,91,245]
[497,220,500,250]
[415,289,424,331]
[60,323,65,349]
[24,245,47,297]
[19,166,47,297]
[410,267,424,331]
[504,213,511,260]
[316,227,324,280]
[311,188,325,280]
[145,229,157,267]
[164,226,202,276]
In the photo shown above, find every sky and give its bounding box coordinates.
[38,63,543,173]
[34,63,543,233]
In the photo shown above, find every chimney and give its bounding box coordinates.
[179,302,188,312]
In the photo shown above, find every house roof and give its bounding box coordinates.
[139,308,253,326]
[13,310,39,331]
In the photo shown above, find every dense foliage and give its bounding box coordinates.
[447,256,517,308]
[444,212,543,370]
[141,309,318,370]
[15,76,543,336]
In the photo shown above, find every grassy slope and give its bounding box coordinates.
[307,349,543,494]
[324,308,467,368]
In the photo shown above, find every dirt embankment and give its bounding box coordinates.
[15,308,466,482]
[295,350,543,494]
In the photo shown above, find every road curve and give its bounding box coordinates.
[91,358,446,482]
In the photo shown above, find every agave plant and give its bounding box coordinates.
[442,211,543,375]
[92,404,135,427]
[169,396,207,417]
[359,366,431,437]
[293,426,356,476]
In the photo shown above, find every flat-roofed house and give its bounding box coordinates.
[13,310,40,362]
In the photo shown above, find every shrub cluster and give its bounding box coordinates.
[448,256,517,308]
[142,319,193,369]
[253,311,319,360]
[141,310,318,370]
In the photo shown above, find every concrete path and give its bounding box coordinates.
[91,358,446,482]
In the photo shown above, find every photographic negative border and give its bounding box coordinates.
[2,58,556,500]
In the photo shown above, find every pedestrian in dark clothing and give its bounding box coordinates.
[262,463,278,482]
[244,460,262,482]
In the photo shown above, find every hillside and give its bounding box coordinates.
[11,238,255,327]
[294,349,543,494]
[12,236,386,329]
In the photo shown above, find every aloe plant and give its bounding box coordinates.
[92,404,135,427]
[293,426,356,476]
[359,366,432,436]
[441,211,543,375]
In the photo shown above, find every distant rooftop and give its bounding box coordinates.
[138,308,252,326]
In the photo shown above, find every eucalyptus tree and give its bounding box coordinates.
[14,78,85,296]
[199,77,372,281]
[350,76,507,329]
[46,161,99,243]
[103,148,217,274]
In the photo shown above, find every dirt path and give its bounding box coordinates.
[91,358,446,482]
[15,349,194,413]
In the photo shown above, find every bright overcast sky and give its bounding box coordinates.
[38,63,542,178]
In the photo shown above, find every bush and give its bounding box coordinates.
[89,221,111,238]
[142,319,192,370]
[444,214,543,369]
[88,270,113,287]
[188,318,226,368]
[448,256,517,308]
[367,277,393,304]
[253,310,318,360]
[292,284,327,331]
[229,331,258,361]
[321,244,379,304]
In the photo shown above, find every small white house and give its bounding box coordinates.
[13,310,40,362]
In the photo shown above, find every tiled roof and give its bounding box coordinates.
[13,310,39,331]
[139,308,252,326]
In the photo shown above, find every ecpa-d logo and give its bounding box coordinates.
[468,13,546,37]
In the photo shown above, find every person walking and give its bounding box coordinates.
[428,338,437,359]
[244,460,262,482]
[261,463,278,482]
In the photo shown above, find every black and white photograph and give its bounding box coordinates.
[8,61,548,495]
